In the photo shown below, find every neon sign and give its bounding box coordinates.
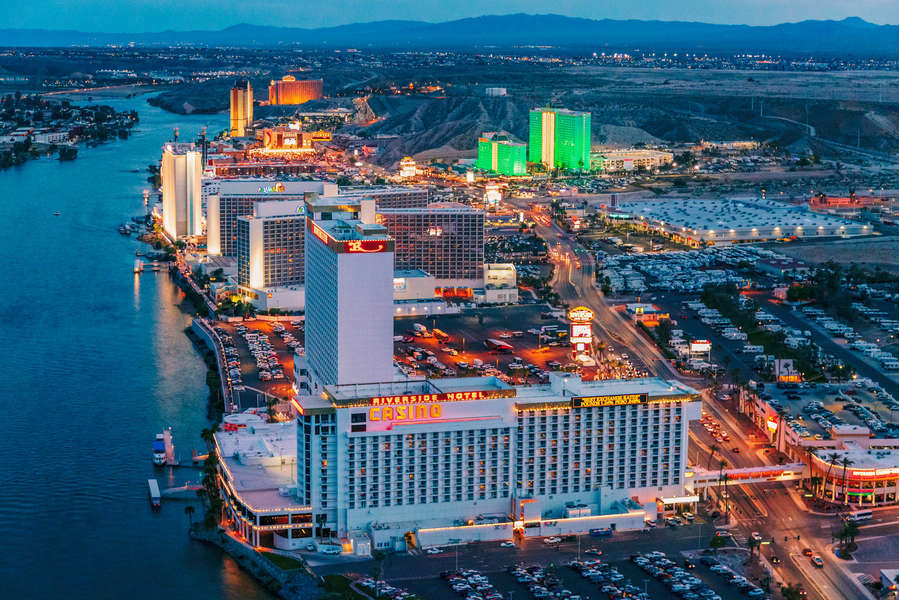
[369,404,442,422]
[571,393,648,408]
[310,221,330,244]
[345,240,386,253]
[568,306,595,323]
[258,182,286,193]
[367,389,516,406]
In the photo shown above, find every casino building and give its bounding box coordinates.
[294,374,700,551]
[215,208,702,553]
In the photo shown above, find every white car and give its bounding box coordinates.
[500,541,516,548]
[543,536,562,544]
[751,531,763,541]
[425,547,442,554]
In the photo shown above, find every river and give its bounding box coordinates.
[0,92,274,600]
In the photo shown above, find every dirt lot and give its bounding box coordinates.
[775,236,899,272]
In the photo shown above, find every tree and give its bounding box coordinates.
[839,457,854,505]
[842,520,860,549]
[781,583,804,600]
[822,452,841,501]
[709,535,727,553]
[200,422,221,452]
[747,536,760,558]
[707,444,720,470]
[804,447,817,489]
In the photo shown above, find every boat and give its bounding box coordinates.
[53,211,61,216]
[148,479,161,510]
[151,264,160,272]
[152,434,166,466]
[135,250,143,257]
[134,260,143,273]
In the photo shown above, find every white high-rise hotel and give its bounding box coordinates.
[277,212,701,552]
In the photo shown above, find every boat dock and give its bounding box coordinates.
[163,429,178,466]
[134,260,168,273]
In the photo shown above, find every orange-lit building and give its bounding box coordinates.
[268,76,323,105]
[229,80,253,137]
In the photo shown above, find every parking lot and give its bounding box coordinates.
[214,319,302,410]
[332,526,769,600]
[393,305,586,382]
[393,304,650,383]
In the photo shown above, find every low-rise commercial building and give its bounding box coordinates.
[595,149,673,172]
[614,198,870,245]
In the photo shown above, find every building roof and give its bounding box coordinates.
[215,415,308,512]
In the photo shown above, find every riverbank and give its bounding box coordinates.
[190,526,324,600]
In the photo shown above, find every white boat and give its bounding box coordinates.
[134,259,144,273]
[152,434,166,466]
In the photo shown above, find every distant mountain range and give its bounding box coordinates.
[1,15,898,56]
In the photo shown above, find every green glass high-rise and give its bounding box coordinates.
[476,132,527,176]
[528,107,591,171]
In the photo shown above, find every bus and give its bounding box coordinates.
[847,509,872,522]
[589,527,613,538]
[432,328,450,343]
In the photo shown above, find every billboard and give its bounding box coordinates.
[571,393,648,408]
[690,340,711,353]
[568,306,595,323]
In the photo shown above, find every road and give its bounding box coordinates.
[695,394,892,600]
[509,196,681,380]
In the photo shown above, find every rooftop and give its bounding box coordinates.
[617,198,863,232]
[301,374,699,410]
[215,414,307,512]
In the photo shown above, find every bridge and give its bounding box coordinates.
[685,463,807,490]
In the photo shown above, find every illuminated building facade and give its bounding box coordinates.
[303,218,396,389]
[206,179,337,257]
[160,143,203,239]
[399,157,417,179]
[476,132,527,176]
[229,80,254,138]
[377,202,485,289]
[293,374,699,550]
[268,76,323,106]
[528,107,591,171]
[237,200,306,290]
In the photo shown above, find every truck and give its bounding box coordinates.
[412,323,431,337]
[485,339,513,353]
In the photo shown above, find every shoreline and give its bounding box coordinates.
[190,525,323,599]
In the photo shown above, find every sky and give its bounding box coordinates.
[6,0,899,31]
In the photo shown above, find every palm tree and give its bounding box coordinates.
[184,505,195,529]
[843,520,860,549]
[747,536,760,558]
[822,452,841,502]
[200,422,221,452]
[707,444,720,470]
[804,447,817,489]
[839,457,854,505]
[722,473,731,522]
